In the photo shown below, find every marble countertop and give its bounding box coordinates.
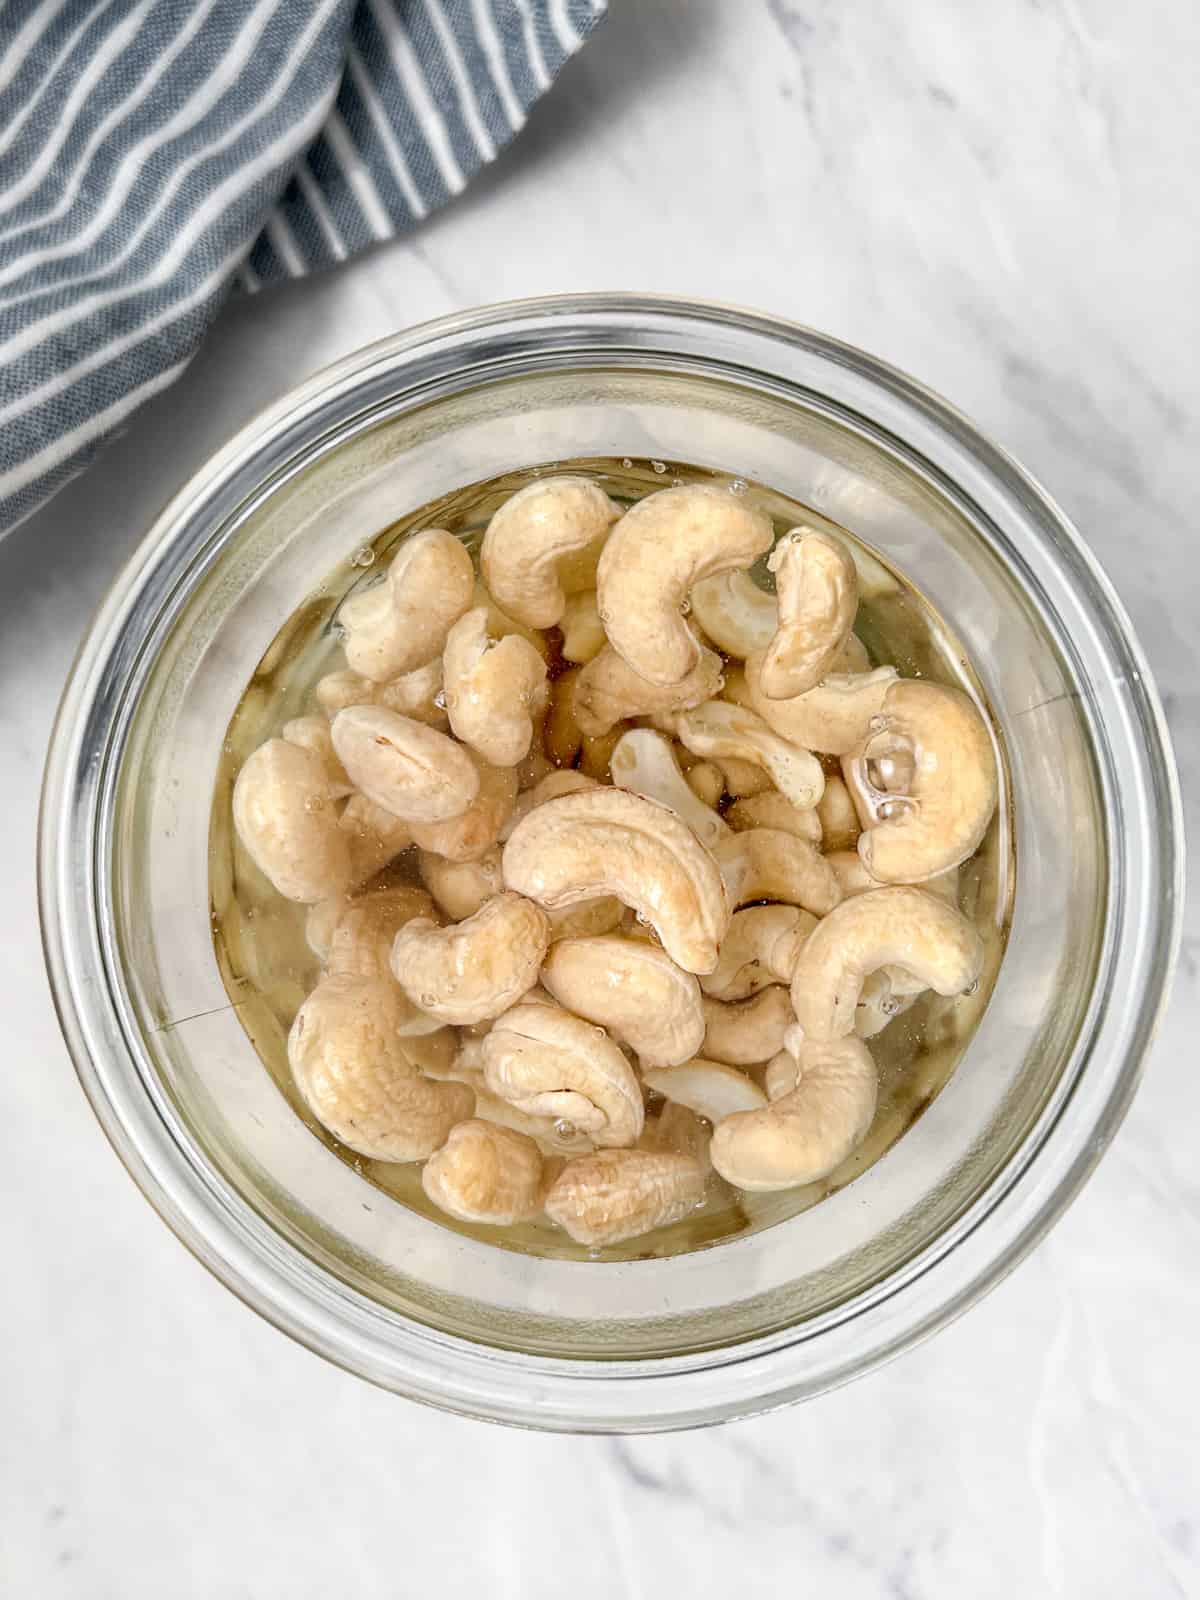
[2,1,1196,1594]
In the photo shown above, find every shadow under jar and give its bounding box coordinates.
[40,297,1182,1431]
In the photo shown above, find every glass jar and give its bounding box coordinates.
[39,296,1183,1431]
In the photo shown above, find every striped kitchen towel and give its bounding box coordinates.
[0,0,606,535]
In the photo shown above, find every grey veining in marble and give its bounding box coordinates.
[1,2,1197,1595]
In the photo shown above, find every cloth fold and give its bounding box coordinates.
[0,0,605,534]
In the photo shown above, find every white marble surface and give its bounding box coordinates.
[2,1,1197,1593]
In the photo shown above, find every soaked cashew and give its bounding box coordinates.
[640,1101,713,1172]
[843,680,998,882]
[711,1034,877,1191]
[419,847,504,920]
[407,753,517,862]
[597,485,773,685]
[483,1000,644,1148]
[574,644,725,737]
[427,1038,595,1156]
[826,851,959,906]
[315,664,449,728]
[759,529,858,699]
[502,788,730,974]
[790,886,983,1041]
[547,898,625,942]
[702,986,795,1066]
[442,606,548,767]
[326,886,436,980]
[233,738,352,903]
[338,794,412,887]
[421,1120,548,1225]
[560,590,607,664]
[332,705,478,823]
[471,579,553,662]
[700,904,817,1000]
[501,769,598,841]
[481,476,618,628]
[543,666,585,767]
[690,569,777,657]
[716,828,842,915]
[726,790,822,843]
[282,716,354,797]
[287,975,473,1161]
[672,701,824,811]
[340,528,475,681]
[713,755,774,798]
[390,892,550,1025]
[544,1149,706,1246]
[816,774,861,852]
[610,729,729,852]
[745,655,898,756]
[686,760,725,808]
[541,936,705,1067]
[643,1059,768,1121]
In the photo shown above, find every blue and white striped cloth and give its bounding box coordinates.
[0,0,606,534]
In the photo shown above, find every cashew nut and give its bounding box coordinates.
[376,658,449,728]
[547,898,625,942]
[640,1101,712,1171]
[315,663,449,728]
[610,729,729,852]
[541,936,705,1067]
[406,752,517,862]
[790,886,983,1041]
[282,716,354,797]
[421,1120,548,1225]
[643,1059,768,1121]
[672,701,824,811]
[419,846,504,921]
[715,828,842,915]
[338,794,412,887]
[482,1000,643,1148]
[501,769,597,841]
[826,851,959,907]
[442,606,547,767]
[744,654,898,756]
[287,975,473,1161]
[759,529,858,698]
[331,705,478,823]
[842,680,998,882]
[726,790,822,843]
[481,476,618,628]
[543,666,585,767]
[326,885,436,980]
[596,485,773,685]
[690,569,777,657]
[700,904,817,1000]
[816,773,860,852]
[390,892,550,1024]
[502,788,729,974]
[574,644,724,738]
[711,1034,877,1191]
[685,760,725,808]
[426,1037,595,1155]
[702,986,795,1065]
[544,1149,706,1246]
[712,755,773,798]
[339,528,475,681]
[233,738,352,903]
[560,590,607,664]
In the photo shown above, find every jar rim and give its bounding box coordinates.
[39,294,1184,1430]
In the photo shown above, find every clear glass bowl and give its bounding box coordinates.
[39,295,1183,1431]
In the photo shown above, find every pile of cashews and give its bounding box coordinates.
[232,477,999,1249]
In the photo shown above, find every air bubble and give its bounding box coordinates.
[420,992,437,1008]
[868,714,888,733]
[330,622,348,643]
[553,1118,577,1139]
[880,997,901,1018]
[621,457,633,469]
[679,597,692,615]
[223,740,233,754]
[352,545,375,568]
[433,690,447,710]
[651,460,667,474]
[303,795,325,813]
[728,478,747,496]
[964,979,980,996]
